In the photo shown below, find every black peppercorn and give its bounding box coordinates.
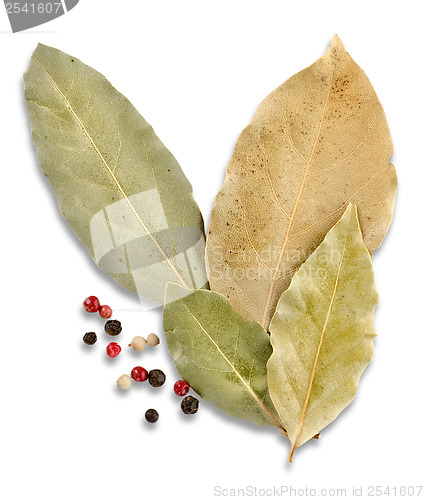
[181,395,199,414]
[148,369,166,387]
[104,320,122,336]
[83,332,97,345]
[145,408,159,423]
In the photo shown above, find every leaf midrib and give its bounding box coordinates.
[32,55,189,290]
[288,229,348,462]
[181,300,286,433]
[261,67,335,327]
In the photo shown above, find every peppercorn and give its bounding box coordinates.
[145,408,159,423]
[174,380,190,396]
[181,395,199,414]
[148,369,166,387]
[131,366,148,382]
[83,295,100,313]
[146,333,160,347]
[129,336,146,351]
[116,374,131,390]
[83,332,97,345]
[106,342,121,358]
[99,304,112,319]
[105,319,122,336]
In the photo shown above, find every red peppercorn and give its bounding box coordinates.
[174,380,190,396]
[131,366,148,382]
[106,342,121,358]
[83,296,100,313]
[99,305,112,319]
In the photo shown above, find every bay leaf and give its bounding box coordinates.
[206,35,396,328]
[267,204,378,462]
[163,283,285,431]
[24,44,208,304]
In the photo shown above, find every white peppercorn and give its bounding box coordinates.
[116,374,131,390]
[129,336,147,351]
[146,333,160,347]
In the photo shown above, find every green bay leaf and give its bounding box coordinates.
[267,204,378,461]
[163,284,284,429]
[24,44,207,304]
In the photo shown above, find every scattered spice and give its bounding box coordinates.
[99,304,112,319]
[181,395,199,414]
[148,369,166,387]
[131,366,148,382]
[146,333,160,347]
[80,295,190,422]
[83,332,97,345]
[105,319,122,336]
[129,336,146,351]
[83,295,100,313]
[145,408,159,423]
[106,342,121,358]
[116,374,131,390]
[174,380,190,396]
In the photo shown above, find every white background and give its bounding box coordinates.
[0,1,423,498]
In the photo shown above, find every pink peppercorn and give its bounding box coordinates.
[174,380,190,396]
[83,296,100,313]
[106,342,121,358]
[131,366,148,382]
[99,305,112,319]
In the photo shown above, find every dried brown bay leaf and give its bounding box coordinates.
[24,44,208,305]
[206,35,396,329]
[163,283,285,431]
[267,205,378,462]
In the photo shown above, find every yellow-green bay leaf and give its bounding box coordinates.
[24,44,207,304]
[206,35,396,329]
[163,284,284,429]
[267,204,378,461]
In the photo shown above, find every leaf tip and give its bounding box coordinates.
[326,34,347,60]
[331,34,344,48]
[33,42,49,58]
[345,202,357,218]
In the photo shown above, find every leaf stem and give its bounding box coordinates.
[287,432,320,462]
[279,425,288,438]
[288,445,296,463]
